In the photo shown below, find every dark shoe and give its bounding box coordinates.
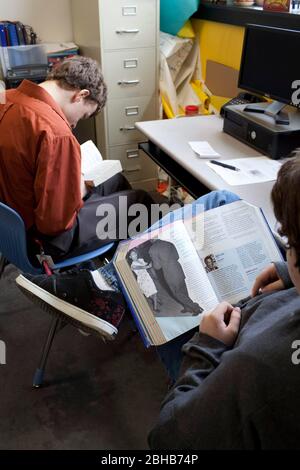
[76,260,97,271]
[16,269,125,340]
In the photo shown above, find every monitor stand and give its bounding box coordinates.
[244,100,290,126]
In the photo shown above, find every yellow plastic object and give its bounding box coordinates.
[177,20,196,39]
[161,94,175,119]
[162,20,252,119]
[210,95,230,113]
[191,19,245,82]
[191,82,210,110]
[161,83,211,118]
[178,106,187,116]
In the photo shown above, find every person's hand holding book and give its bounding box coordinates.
[251,264,285,297]
[81,174,89,199]
[200,302,241,347]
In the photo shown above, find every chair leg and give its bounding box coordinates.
[33,315,61,388]
[0,255,9,279]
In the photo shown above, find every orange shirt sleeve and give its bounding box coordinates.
[34,133,84,236]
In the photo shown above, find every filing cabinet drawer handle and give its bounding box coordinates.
[125,106,139,116]
[126,166,141,172]
[122,6,137,16]
[118,80,140,86]
[116,29,140,34]
[120,126,136,131]
[126,149,139,159]
[124,59,138,69]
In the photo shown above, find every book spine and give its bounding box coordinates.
[15,22,26,45]
[0,23,8,47]
[7,23,19,46]
[112,259,152,348]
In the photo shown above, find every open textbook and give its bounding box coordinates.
[113,200,283,346]
[81,140,122,187]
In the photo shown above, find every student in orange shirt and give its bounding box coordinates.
[0,56,154,263]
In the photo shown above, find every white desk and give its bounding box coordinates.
[136,115,277,229]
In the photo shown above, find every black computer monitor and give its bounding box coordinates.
[238,24,300,125]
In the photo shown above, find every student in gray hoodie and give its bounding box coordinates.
[149,156,300,450]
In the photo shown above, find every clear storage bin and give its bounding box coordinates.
[0,44,47,77]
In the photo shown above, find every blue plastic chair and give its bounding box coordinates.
[0,202,116,387]
[0,202,115,275]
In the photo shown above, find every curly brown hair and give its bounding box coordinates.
[47,56,107,114]
[271,150,300,268]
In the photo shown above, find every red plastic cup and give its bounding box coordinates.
[185,105,199,116]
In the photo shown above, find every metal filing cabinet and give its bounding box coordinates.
[71,0,160,190]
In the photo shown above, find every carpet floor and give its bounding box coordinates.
[0,265,167,450]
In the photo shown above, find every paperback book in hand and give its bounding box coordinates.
[81,140,122,187]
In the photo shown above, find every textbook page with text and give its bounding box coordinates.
[114,200,283,346]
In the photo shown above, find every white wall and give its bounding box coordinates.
[0,0,73,42]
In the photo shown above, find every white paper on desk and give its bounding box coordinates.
[206,157,282,186]
[189,141,220,158]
